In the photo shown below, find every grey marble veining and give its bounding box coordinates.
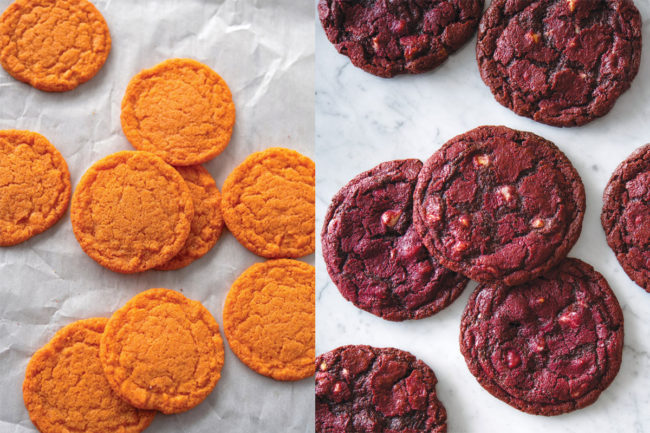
[315,1,650,431]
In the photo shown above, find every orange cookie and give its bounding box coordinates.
[0,130,70,246]
[121,58,235,166]
[222,147,315,258]
[23,318,155,433]
[0,0,111,92]
[99,288,225,414]
[70,151,194,273]
[156,165,224,271]
[223,259,315,381]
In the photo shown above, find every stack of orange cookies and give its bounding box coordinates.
[23,289,225,433]
[70,58,235,273]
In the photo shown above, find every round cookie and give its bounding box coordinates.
[156,165,224,271]
[0,0,111,92]
[121,58,235,166]
[316,345,447,432]
[318,0,484,78]
[23,318,155,433]
[477,0,642,127]
[99,288,225,414]
[70,151,194,273]
[0,130,70,246]
[602,143,650,292]
[223,259,315,381]
[322,159,468,321]
[413,125,585,286]
[460,258,624,415]
[222,147,315,258]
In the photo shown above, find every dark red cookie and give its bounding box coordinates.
[460,258,624,415]
[413,126,585,286]
[316,345,447,432]
[477,0,642,127]
[322,159,469,321]
[602,143,650,292]
[318,0,484,78]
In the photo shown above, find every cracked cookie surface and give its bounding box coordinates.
[0,130,70,246]
[477,0,642,127]
[318,0,484,78]
[70,151,194,273]
[322,159,468,321]
[23,318,155,433]
[316,345,447,433]
[0,0,111,92]
[156,165,224,271]
[602,143,650,292]
[460,258,623,415]
[413,125,585,285]
[223,259,315,381]
[99,288,225,414]
[222,147,315,258]
[121,58,235,166]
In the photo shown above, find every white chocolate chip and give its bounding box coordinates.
[499,185,514,201]
[474,155,490,167]
[381,210,401,227]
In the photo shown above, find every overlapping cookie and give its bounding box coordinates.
[414,125,585,285]
[460,258,623,415]
[322,159,468,321]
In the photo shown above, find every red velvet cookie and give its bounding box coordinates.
[413,125,585,285]
[602,143,650,292]
[477,0,642,127]
[318,0,484,78]
[322,159,468,321]
[316,345,447,432]
[460,258,624,415]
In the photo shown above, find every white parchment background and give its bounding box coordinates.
[0,1,315,432]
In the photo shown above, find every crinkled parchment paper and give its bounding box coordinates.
[0,0,314,431]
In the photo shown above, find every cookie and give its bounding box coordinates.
[318,0,484,78]
[223,259,315,381]
[322,159,468,321]
[99,288,225,414]
[460,258,624,415]
[121,58,235,166]
[413,125,585,286]
[23,318,155,433]
[602,143,650,292]
[156,165,224,271]
[222,147,315,258]
[0,130,70,246]
[0,0,111,92]
[477,0,642,127]
[70,151,194,273]
[316,345,447,432]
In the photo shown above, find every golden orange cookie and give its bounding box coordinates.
[23,318,155,433]
[70,151,194,273]
[0,0,111,92]
[0,130,70,246]
[223,259,315,381]
[121,58,235,166]
[156,165,224,271]
[100,288,225,414]
[222,147,315,258]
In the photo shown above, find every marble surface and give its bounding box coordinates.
[315,1,650,432]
